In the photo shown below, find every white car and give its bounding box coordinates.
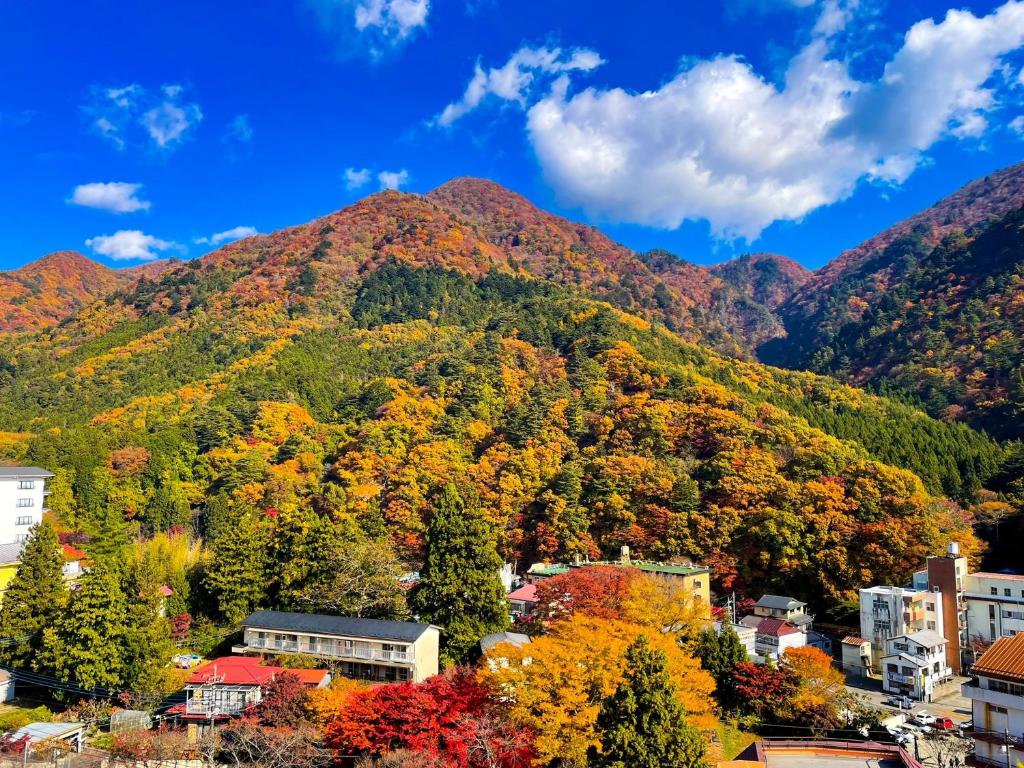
[911,712,937,728]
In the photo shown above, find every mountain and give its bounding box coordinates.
[0,251,169,334]
[710,253,810,309]
[760,162,1024,439]
[0,180,1006,605]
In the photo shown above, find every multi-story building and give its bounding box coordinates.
[962,633,1024,768]
[235,610,440,683]
[713,620,756,659]
[921,543,969,674]
[963,572,1024,649]
[0,467,53,546]
[880,630,951,702]
[524,555,712,604]
[859,585,944,673]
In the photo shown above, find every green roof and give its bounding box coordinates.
[631,562,710,576]
[528,561,710,578]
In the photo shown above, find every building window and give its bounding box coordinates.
[991,587,998,595]
[15,516,32,526]
[15,498,33,508]
[1005,589,1012,597]
[990,605,997,619]
[14,534,27,543]
[17,480,34,490]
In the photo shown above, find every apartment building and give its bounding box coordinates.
[0,467,52,546]
[859,585,944,673]
[880,630,951,702]
[236,610,440,683]
[962,633,1024,768]
[963,572,1024,647]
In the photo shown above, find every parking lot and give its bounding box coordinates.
[845,676,974,766]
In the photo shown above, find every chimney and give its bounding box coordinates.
[947,542,960,557]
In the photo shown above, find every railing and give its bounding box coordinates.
[246,637,411,663]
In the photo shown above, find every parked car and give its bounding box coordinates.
[932,717,955,732]
[887,727,915,746]
[911,712,937,728]
[959,720,973,735]
[884,694,914,709]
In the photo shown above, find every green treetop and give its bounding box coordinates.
[409,483,509,664]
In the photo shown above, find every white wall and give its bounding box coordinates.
[0,472,50,547]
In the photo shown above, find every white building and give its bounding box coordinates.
[963,572,1024,649]
[234,610,440,683]
[714,620,756,659]
[963,633,1024,768]
[859,585,944,673]
[0,467,53,545]
[741,616,806,660]
[880,630,951,702]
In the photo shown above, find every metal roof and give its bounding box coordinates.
[12,722,84,742]
[480,632,532,652]
[756,594,806,610]
[903,629,947,648]
[0,466,53,479]
[0,542,24,565]
[972,633,1024,682]
[242,610,436,642]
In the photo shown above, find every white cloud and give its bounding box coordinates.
[438,46,604,126]
[194,225,259,246]
[523,0,1024,241]
[85,230,178,261]
[1010,115,1024,135]
[68,182,151,214]
[345,167,372,190]
[307,0,428,58]
[84,83,202,152]
[378,169,409,189]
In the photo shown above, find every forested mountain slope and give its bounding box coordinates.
[0,251,164,333]
[760,163,1024,439]
[710,253,810,309]
[0,183,1010,604]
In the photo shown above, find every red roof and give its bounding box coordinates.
[756,617,801,637]
[508,583,538,603]
[62,544,85,561]
[186,657,328,687]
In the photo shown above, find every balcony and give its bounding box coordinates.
[246,637,412,664]
[962,679,1024,709]
[248,639,299,653]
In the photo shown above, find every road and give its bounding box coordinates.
[845,676,974,766]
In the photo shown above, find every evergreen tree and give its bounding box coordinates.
[201,509,269,623]
[593,635,706,768]
[122,564,176,702]
[38,563,129,689]
[409,484,509,664]
[695,626,748,709]
[0,521,68,668]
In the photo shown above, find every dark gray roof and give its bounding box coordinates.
[756,594,806,610]
[242,610,435,642]
[0,542,25,564]
[0,466,53,479]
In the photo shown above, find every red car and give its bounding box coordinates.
[933,717,955,731]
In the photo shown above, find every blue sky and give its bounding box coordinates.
[1,0,1023,271]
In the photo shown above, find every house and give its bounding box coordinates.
[0,543,21,599]
[9,722,86,754]
[721,739,924,768]
[841,636,871,678]
[962,633,1024,768]
[235,610,440,683]
[0,467,53,546]
[179,657,329,725]
[859,585,944,673]
[880,630,951,702]
[480,631,531,654]
[753,595,807,622]
[713,620,756,659]
[61,544,85,582]
[524,554,712,605]
[508,583,538,618]
[742,616,806,659]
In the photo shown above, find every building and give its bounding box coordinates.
[922,543,969,674]
[61,544,85,582]
[859,585,944,673]
[840,636,871,678]
[0,543,21,599]
[752,595,807,622]
[235,610,440,683]
[741,616,806,660]
[480,631,531,654]
[0,467,52,546]
[178,657,329,726]
[524,556,712,604]
[720,739,924,768]
[507,583,538,618]
[9,722,86,754]
[963,572,1024,650]
[880,630,951,702]
[962,633,1024,768]
[714,620,757,659]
